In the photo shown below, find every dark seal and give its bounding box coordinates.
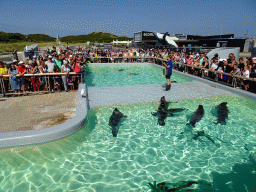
[151,96,170,126]
[187,105,204,127]
[109,108,127,137]
[215,102,229,125]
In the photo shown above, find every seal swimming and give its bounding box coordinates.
[186,105,204,127]
[162,107,188,116]
[152,106,168,126]
[109,108,127,137]
[215,102,229,125]
[118,69,125,71]
[151,96,170,126]
[128,72,139,75]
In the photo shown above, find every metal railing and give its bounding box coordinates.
[154,57,256,88]
[0,72,83,97]
[1,56,255,97]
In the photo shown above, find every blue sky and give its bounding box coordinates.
[0,0,255,38]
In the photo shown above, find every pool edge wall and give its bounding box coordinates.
[0,83,88,149]
[1,63,255,148]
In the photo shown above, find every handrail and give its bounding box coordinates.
[1,72,81,78]
[154,57,256,82]
[1,56,256,96]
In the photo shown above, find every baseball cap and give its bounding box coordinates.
[48,56,53,59]
[63,60,68,65]
[33,56,37,59]
[18,61,24,65]
[13,59,18,63]
[252,57,256,60]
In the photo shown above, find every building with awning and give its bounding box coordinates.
[133,31,249,52]
[111,39,132,45]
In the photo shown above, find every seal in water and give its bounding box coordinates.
[109,108,127,137]
[128,72,139,75]
[186,105,204,127]
[215,102,229,125]
[118,69,125,71]
[162,107,188,116]
[151,96,170,126]
[152,106,168,126]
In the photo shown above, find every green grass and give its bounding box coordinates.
[0,31,132,53]
[0,42,90,53]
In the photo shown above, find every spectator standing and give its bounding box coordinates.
[28,48,35,60]
[61,60,71,92]
[238,57,245,72]
[18,61,28,96]
[38,61,48,91]
[0,61,9,94]
[217,61,224,81]
[30,63,40,93]
[230,64,241,88]
[54,55,63,72]
[209,58,218,79]
[13,48,18,60]
[242,66,250,91]
[8,63,20,94]
[32,56,38,66]
[45,56,57,93]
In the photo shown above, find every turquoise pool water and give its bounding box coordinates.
[84,64,192,87]
[0,96,256,192]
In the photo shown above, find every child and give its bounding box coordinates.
[68,78,74,91]
[218,65,224,81]
[54,68,61,92]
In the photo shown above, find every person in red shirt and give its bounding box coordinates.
[18,61,28,96]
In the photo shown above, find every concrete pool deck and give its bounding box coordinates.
[88,81,236,108]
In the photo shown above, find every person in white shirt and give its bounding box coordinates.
[209,58,218,79]
[242,66,250,91]
[61,60,71,92]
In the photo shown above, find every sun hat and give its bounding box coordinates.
[18,61,24,65]
[219,58,227,62]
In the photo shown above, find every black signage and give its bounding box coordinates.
[142,31,157,41]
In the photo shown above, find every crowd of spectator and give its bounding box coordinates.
[1,46,256,96]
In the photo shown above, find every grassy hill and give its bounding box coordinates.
[27,34,56,42]
[0,31,133,52]
[61,32,133,43]
[0,32,27,42]
[0,31,132,44]
[0,32,56,43]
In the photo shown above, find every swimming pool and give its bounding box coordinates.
[84,64,192,87]
[0,95,255,191]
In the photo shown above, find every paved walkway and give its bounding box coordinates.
[0,91,78,133]
[88,81,236,108]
